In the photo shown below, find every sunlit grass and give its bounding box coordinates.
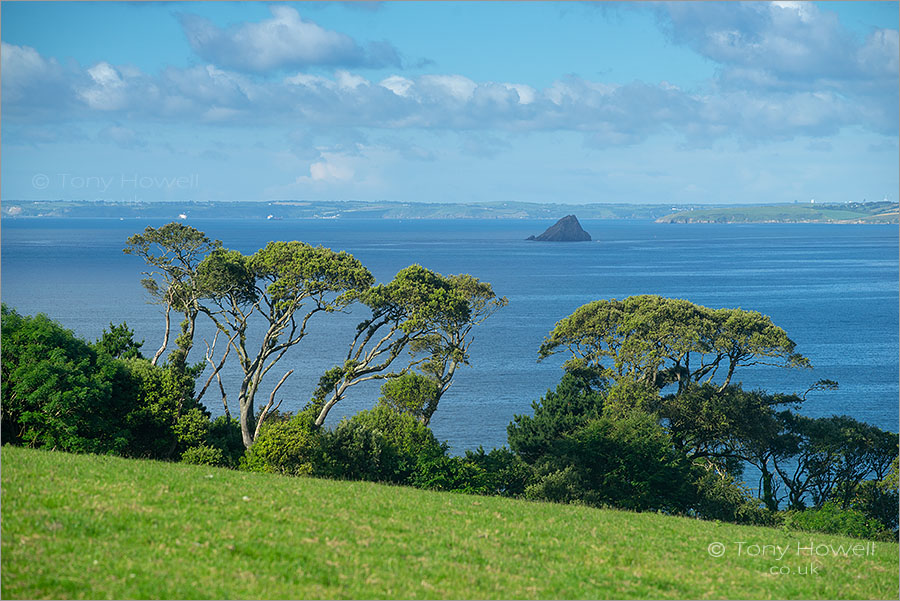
[2,446,897,599]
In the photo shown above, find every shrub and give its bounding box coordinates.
[181,444,227,467]
[320,418,404,483]
[524,466,588,505]
[412,454,491,494]
[1,306,133,454]
[207,416,245,467]
[240,409,322,476]
[783,502,887,540]
[121,358,188,459]
[561,410,693,511]
[463,446,532,497]
[845,479,899,534]
[691,462,775,526]
[174,408,211,450]
[321,405,444,484]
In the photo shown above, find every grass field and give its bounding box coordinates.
[2,446,898,599]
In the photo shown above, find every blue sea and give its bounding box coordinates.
[2,218,898,451]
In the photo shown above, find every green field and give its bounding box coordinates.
[656,202,899,224]
[2,446,898,600]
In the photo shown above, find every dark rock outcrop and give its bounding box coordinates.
[526,215,592,242]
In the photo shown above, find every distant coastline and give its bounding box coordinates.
[656,201,898,224]
[3,199,897,224]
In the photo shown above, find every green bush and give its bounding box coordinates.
[321,405,444,484]
[121,358,192,459]
[412,454,491,494]
[240,409,323,476]
[207,416,245,467]
[174,408,211,450]
[691,463,775,526]
[2,306,133,454]
[463,447,532,497]
[181,444,227,467]
[523,466,588,505]
[783,502,887,540]
[321,418,404,482]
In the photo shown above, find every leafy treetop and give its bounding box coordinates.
[539,295,809,392]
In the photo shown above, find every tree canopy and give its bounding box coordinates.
[539,295,809,392]
[123,222,221,366]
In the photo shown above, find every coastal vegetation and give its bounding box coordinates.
[2,221,897,598]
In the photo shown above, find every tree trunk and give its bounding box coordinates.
[152,307,171,366]
[761,469,777,512]
[717,360,737,393]
[239,391,255,449]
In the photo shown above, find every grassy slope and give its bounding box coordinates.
[2,446,897,600]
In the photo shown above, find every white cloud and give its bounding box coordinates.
[857,28,899,78]
[379,75,414,97]
[418,75,477,102]
[659,1,897,88]
[296,153,356,183]
[502,83,537,105]
[335,70,369,90]
[79,62,127,110]
[178,6,400,72]
[0,42,72,115]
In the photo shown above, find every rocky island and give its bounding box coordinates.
[527,215,592,242]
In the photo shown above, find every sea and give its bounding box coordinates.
[2,218,898,452]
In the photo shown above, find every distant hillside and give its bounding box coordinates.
[657,201,899,224]
[0,200,696,221]
[3,446,897,600]
[5,199,897,224]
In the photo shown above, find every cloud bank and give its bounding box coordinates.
[3,3,896,148]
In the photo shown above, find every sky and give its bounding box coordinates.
[2,1,898,205]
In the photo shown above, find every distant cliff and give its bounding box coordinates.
[527,215,592,241]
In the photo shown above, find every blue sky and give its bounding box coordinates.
[2,1,897,204]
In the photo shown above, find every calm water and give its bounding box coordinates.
[2,218,898,451]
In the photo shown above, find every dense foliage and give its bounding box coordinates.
[2,306,134,454]
[1,305,239,465]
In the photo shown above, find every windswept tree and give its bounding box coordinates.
[123,222,221,366]
[402,274,507,425]
[312,266,503,427]
[539,295,809,393]
[197,242,374,448]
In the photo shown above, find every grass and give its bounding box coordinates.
[2,446,898,600]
